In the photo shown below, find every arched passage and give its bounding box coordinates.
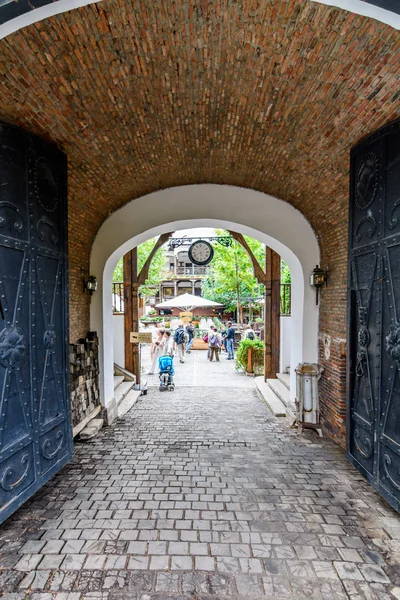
[90,185,320,418]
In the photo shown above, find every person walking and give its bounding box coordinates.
[226,321,235,360]
[245,322,256,340]
[173,321,186,363]
[185,322,195,354]
[147,328,165,374]
[206,323,215,360]
[208,326,222,362]
[163,330,174,356]
[220,325,227,353]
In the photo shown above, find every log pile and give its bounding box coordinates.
[70,331,100,428]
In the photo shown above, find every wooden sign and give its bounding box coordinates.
[130,332,153,344]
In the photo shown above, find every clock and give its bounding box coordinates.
[188,240,214,266]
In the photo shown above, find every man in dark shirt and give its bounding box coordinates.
[226,321,235,360]
[185,322,195,354]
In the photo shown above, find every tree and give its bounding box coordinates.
[201,230,265,320]
[112,237,167,295]
[281,261,291,284]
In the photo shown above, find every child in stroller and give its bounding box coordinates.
[158,355,175,391]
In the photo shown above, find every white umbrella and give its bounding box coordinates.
[156,293,222,313]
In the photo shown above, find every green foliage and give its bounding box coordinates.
[201,229,265,314]
[235,338,264,375]
[112,237,167,295]
[281,261,291,283]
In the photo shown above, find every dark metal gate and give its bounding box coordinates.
[348,120,400,512]
[0,123,72,524]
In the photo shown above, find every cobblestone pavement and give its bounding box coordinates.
[1,384,400,599]
[141,346,254,389]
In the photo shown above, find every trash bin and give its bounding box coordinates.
[295,363,324,436]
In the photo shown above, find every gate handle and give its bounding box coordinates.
[0,299,4,320]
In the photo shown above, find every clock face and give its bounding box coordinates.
[188,240,214,266]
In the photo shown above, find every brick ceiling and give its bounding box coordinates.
[0,0,399,244]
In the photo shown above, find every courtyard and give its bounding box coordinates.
[0,366,399,599]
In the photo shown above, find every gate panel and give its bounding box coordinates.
[348,120,400,512]
[0,123,71,524]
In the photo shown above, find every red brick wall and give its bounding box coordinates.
[0,0,399,443]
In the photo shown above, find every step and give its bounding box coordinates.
[114,364,136,383]
[268,378,291,407]
[118,389,141,418]
[114,380,136,406]
[80,418,104,441]
[276,372,290,390]
[255,377,286,417]
[113,375,124,390]
[267,378,296,418]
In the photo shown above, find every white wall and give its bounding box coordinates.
[90,184,320,409]
[280,316,292,375]
[113,315,124,368]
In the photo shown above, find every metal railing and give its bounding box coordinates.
[112,282,124,314]
[280,283,291,316]
[175,266,208,276]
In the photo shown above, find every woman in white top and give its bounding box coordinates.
[147,329,165,374]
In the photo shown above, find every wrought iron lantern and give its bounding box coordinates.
[85,275,98,296]
[310,265,328,305]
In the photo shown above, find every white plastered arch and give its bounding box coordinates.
[1,0,398,40]
[90,184,320,411]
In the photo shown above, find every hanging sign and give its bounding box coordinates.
[130,332,153,344]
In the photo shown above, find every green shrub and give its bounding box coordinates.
[235,338,264,375]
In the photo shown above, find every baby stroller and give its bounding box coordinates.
[158,355,175,392]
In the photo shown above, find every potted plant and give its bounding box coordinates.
[235,338,264,376]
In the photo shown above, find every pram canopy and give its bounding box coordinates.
[158,355,174,372]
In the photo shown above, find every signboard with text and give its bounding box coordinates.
[130,332,153,344]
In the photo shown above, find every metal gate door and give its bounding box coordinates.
[0,123,72,524]
[348,120,400,512]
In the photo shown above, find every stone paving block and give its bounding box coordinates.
[149,555,169,570]
[127,556,149,570]
[195,556,215,571]
[18,570,50,590]
[333,561,365,580]
[19,540,46,554]
[61,554,86,570]
[148,541,167,555]
[170,556,193,570]
[239,558,263,573]
[189,542,209,556]
[14,554,43,571]
[127,541,147,555]
[168,542,189,555]
[358,563,391,583]
[155,572,179,591]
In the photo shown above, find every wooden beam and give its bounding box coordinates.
[264,247,280,380]
[124,233,173,384]
[123,250,134,374]
[137,232,173,286]
[228,230,266,284]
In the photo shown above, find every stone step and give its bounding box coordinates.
[276,372,290,390]
[267,377,291,408]
[115,380,136,406]
[118,389,141,418]
[255,377,286,417]
[113,375,124,390]
[80,418,104,441]
[114,363,136,383]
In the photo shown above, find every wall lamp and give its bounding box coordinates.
[310,265,328,305]
[84,275,98,296]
